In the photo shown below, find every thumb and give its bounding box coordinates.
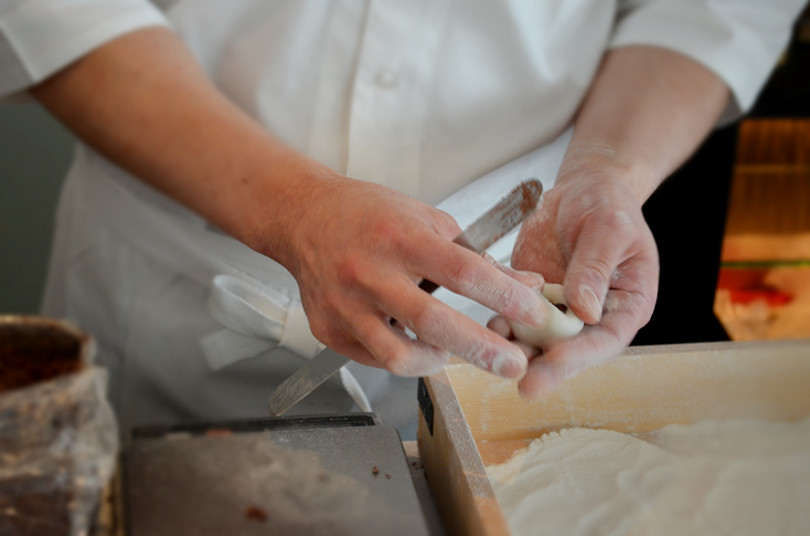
[563,211,636,324]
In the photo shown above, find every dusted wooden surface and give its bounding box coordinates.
[419,339,810,535]
[448,340,810,442]
[417,370,511,536]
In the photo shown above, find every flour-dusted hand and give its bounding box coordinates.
[490,45,729,397]
[270,173,551,378]
[508,167,659,396]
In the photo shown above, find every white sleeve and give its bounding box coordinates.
[0,0,169,98]
[610,0,806,122]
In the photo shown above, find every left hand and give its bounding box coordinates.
[490,160,659,398]
[487,44,729,398]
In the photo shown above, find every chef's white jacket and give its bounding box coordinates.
[1,0,803,437]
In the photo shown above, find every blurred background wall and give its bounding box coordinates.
[0,102,75,313]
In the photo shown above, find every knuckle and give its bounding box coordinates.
[496,284,521,314]
[369,216,401,246]
[447,257,480,295]
[378,344,410,374]
[608,209,634,228]
[307,318,338,347]
[433,210,461,238]
[464,342,499,372]
[585,258,613,281]
[405,300,437,334]
[334,256,366,286]
[486,282,522,319]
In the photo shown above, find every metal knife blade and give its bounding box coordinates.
[267,178,543,416]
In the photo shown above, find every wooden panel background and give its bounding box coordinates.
[725,119,810,236]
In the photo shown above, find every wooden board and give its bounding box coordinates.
[417,339,810,535]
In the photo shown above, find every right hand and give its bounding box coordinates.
[264,171,551,378]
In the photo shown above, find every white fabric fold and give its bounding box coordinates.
[199,273,377,411]
[339,368,372,413]
[200,274,324,371]
[280,303,324,358]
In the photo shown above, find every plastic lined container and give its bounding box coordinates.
[0,316,118,536]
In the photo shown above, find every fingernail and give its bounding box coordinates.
[491,348,526,379]
[579,285,602,321]
[520,270,545,291]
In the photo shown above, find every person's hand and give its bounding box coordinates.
[492,162,659,397]
[269,171,551,378]
[488,44,729,399]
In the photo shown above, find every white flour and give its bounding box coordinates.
[487,418,810,536]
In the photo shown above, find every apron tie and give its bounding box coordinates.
[201,274,323,370]
[200,274,372,412]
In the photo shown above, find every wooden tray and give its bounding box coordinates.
[416,340,810,536]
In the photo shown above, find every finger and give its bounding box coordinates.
[519,330,616,397]
[350,312,451,377]
[563,210,647,324]
[517,326,621,399]
[514,340,540,360]
[517,287,650,398]
[486,315,512,338]
[487,315,541,359]
[482,252,545,290]
[411,241,550,329]
[431,208,465,241]
[384,280,528,379]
